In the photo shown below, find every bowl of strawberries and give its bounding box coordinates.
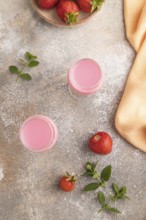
[31,0,105,27]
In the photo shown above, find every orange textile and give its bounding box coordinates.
[115,0,146,152]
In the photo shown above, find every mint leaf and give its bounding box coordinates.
[9,66,19,74]
[101,165,112,182]
[106,207,121,214]
[28,61,39,67]
[25,52,31,60]
[119,186,126,195]
[82,171,93,177]
[98,191,105,205]
[113,183,119,195]
[25,52,37,61]
[84,182,99,191]
[20,73,32,81]
[111,184,129,201]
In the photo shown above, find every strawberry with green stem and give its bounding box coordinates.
[60,172,77,192]
[77,0,105,13]
[56,0,79,25]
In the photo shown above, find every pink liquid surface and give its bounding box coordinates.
[73,59,101,88]
[21,117,53,150]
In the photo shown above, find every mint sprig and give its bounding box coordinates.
[82,161,129,215]
[98,191,121,214]
[83,163,112,191]
[110,183,130,201]
[9,51,39,81]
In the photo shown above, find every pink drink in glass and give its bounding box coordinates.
[20,115,58,152]
[68,58,103,95]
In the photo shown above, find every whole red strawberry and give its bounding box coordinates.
[56,0,79,25]
[88,132,112,155]
[77,0,104,13]
[60,172,77,192]
[38,0,57,9]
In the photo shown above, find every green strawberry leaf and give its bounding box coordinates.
[98,191,105,205]
[84,182,99,191]
[101,165,112,182]
[9,66,19,74]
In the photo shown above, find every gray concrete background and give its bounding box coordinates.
[0,0,146,220]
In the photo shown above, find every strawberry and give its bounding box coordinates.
[37,0,58,9]
[77,0,104,13]
[56,0,79,25]
[88,132,112,155]
[60,172,77,192]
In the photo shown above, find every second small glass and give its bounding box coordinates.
[67,58,104,99]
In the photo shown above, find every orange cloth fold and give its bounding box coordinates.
[115,0,146,152]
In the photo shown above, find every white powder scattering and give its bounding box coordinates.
[0,164,4,181]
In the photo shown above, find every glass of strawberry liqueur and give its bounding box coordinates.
[67,58,104,99]
[20,115,58,152]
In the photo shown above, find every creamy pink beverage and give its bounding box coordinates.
[68,59,103,95]
[20,115,58,152]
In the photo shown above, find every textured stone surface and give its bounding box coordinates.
[0,0,146,220]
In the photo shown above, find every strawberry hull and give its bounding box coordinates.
[56,0,79,24]
[60,175,76,192]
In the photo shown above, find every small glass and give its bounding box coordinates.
[20,115,58,152]
[67,58,104,100]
